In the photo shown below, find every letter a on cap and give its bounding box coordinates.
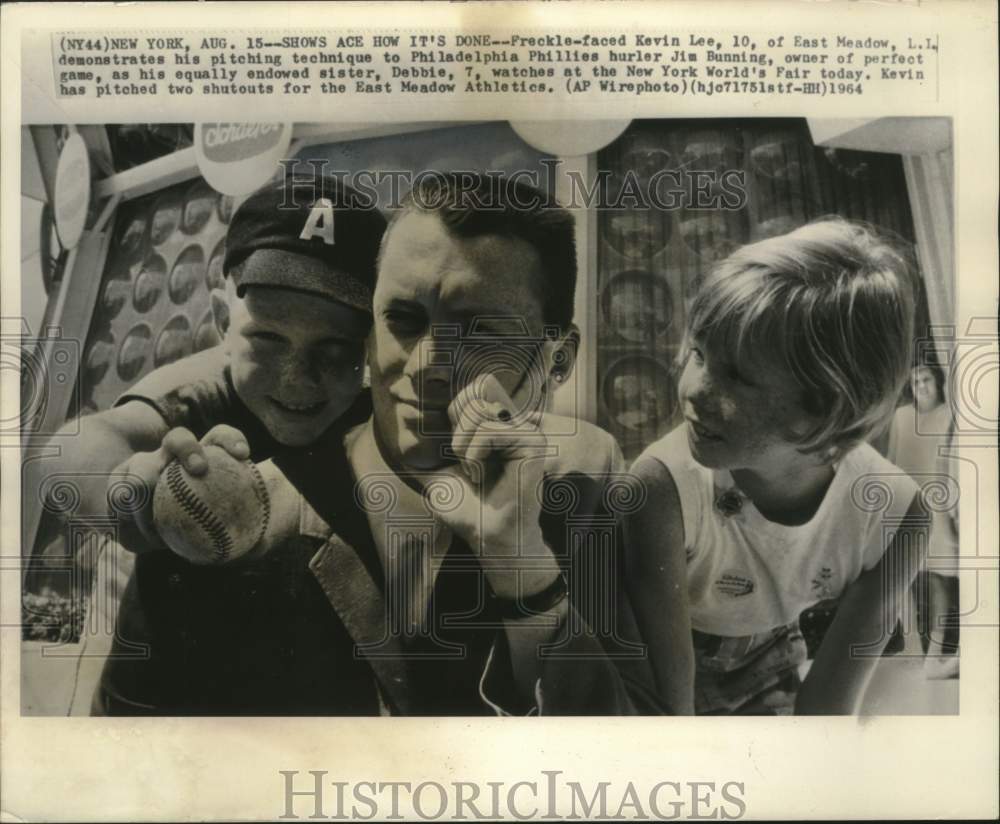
[299,198,335,245]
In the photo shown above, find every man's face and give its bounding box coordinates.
[223,252,371,446]
[369,211,553,471]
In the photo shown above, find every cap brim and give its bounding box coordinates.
[232,248,373,313]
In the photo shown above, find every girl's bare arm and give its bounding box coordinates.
[623,456,695,715]
[796,494,927,715]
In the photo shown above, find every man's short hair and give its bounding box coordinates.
[686,217,917,458]
[383,172,578,332]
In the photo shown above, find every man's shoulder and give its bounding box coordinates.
[542,415,624,475]
[633,426,696,476]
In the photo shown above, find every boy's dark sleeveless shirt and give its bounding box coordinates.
[97,346,374,715]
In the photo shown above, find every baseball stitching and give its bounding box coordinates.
[163,457,271,564]
[246,460,270,550]
[164,460,235,564]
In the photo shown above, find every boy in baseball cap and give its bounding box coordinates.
[39,175,386,714]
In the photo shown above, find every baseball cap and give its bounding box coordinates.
[223,176,386,313]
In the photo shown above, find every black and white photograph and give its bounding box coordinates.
[2,2,997,821]
[17,117,964,719]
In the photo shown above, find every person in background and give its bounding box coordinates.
[887,363,953,476]
[625,218,927,715]
[887,362,960,678]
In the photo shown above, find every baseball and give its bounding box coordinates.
[152,445,270,565]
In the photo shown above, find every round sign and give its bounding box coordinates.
[53,132,91,250]
[194,123,293,196]
[509,120,631,158]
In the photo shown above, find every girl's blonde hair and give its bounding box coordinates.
[687,218,916,458]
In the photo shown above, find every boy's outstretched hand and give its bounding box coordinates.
[108,425,252,557]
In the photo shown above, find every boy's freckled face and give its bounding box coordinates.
[677,341,817,471]
[222,261,371,446]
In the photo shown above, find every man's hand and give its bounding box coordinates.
[108,425,250,555]
[420,374,561,600]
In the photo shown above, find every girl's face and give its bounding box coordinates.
[677,338,819,472]
[911,366,941,412]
